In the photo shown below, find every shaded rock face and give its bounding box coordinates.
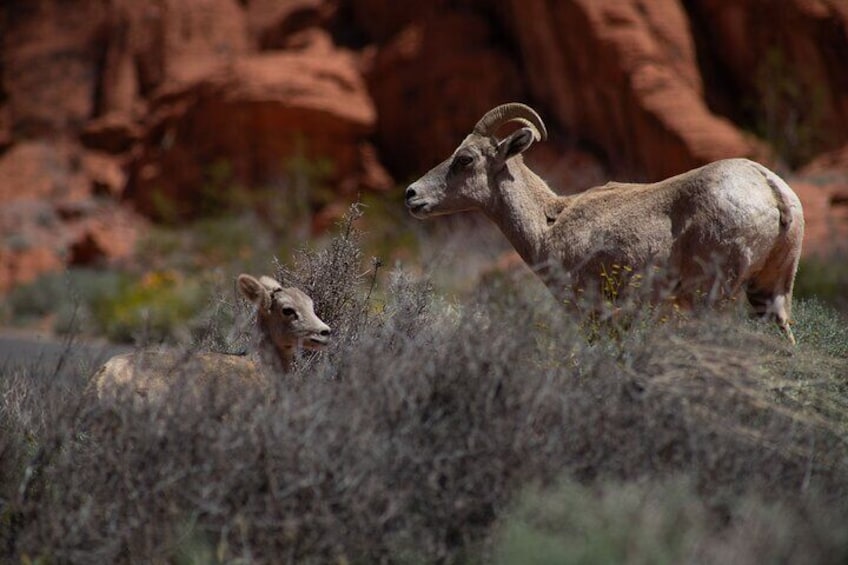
[497,0,764,180]
[3,2,109,138]
[1,0,848,293]
[687,0,848,165]
[366,10,526,176]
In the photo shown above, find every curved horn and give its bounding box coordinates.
[473,103,548,142]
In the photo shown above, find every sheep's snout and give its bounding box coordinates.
[305,323,332,349]
[405,183,431,218]
[406,168,448,218]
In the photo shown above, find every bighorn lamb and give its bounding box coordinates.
[405,103,804,343]
[94,274,331,402]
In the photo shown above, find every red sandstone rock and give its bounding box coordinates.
[498,0,765,180]
[0,142,90,203]
[3,1,108,137]
[366,11,525,176]
[82,152,128,198]
[0,243,65,295]
[801,144,848,176]
[126,50,388,220]
[133,0,249,87]
[0,141,144,291]
[67,209,142,267]
[688,0,848,160]
[0,141,124,205]
[343,0,445,43]
[2,0,848,297]
[790,179,848,256]
[794,143,848,254]
[80,113,142,154]
[244,0,335,49]
[0,195,144,292]
[0,105,11,150]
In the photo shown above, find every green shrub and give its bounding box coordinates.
[794,251,848,314]
[2,267,219,344]
[89,270,211,344]
[495,477,848,565]
[495,478,709,565]
[135,213,281,273]
[791,297,848,357]
[4,269,125,332]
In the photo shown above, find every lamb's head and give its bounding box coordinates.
[237,274,331,353]
[405,103,547,219]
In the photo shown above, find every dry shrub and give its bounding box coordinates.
[495,475,848,565]
[2,210,847,563]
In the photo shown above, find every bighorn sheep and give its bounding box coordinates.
[405,103,804,343]
[94,274,331,403]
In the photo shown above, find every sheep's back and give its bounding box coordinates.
[94,350,267,405]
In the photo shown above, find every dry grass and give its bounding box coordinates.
[1,209,847,563]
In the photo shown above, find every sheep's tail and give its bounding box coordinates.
[751,161,799,231]
[768,176,792,230]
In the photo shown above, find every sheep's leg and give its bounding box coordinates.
[773,294,796,345]
[746,286,796,345]
[744,220,801,346]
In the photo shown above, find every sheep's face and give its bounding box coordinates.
[237,275,331,352]
[405,128,537,219]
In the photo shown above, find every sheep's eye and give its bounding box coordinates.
[453,154,473,169]
[281,307,297,318]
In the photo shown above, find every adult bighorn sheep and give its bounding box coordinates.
[94,274,331,403]
[405,103,804,343]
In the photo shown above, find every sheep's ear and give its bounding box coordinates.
[258,276,281,291]
[238,274,271,310]
[496,127,536,162]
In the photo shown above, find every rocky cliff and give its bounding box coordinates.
[1,0,847,291]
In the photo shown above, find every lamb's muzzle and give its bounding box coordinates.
[406,102,805,344]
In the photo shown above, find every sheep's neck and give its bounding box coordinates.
[256,325,294,373]
[486,160,560,269]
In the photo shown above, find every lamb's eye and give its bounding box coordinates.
[281,307,297,318]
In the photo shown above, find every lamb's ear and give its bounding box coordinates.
[496,127,536,163]
[258,276,282,292]
[238,274,271,310]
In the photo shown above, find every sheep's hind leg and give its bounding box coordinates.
[746,286,796,345]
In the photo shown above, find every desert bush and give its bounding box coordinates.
[495,476,848,565]
[274,204,375,347]
[3,267,220,345]
[794,249,848,314]
[495,477,712,565]
[88,270,213,344]
[789,296,848,356]
[2,210,848,563]
[3,269,125,330]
